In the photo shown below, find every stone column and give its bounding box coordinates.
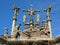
[46,4,52,39]
[11,5,20,39]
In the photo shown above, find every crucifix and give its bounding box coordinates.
[23,5,40,22]
[23,5,40,29]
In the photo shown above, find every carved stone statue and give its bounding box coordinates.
[11,22,21,39]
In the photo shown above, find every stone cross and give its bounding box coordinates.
[23,5,40,22]
[23,5,40,29]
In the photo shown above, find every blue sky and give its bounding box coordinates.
[0,0,60,38]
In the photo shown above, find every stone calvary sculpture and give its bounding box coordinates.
[0,4,60,45]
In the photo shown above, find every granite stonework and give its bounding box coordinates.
[0,4,60,45]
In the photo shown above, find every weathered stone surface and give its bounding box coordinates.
[0,4,60,45]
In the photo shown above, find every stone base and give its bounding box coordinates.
[8,40,50,45]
